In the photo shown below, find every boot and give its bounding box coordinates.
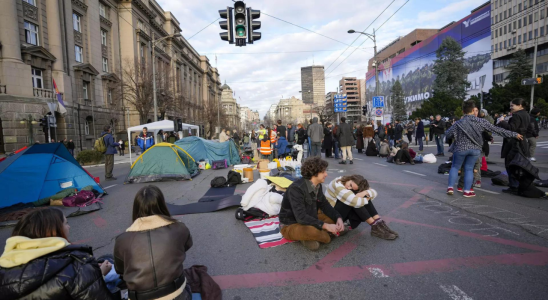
[410,160,415,165]
[339,160,347,164]
[379,220,398,237]
[371,223,397,240]
[395,159,404,165]
[300,240,320,251]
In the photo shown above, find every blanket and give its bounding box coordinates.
[244,216,294,249]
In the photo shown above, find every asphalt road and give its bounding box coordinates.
[2,132,548,300]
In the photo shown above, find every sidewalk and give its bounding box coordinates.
[82,151,135,168]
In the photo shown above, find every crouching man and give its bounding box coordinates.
[279,157,344,251]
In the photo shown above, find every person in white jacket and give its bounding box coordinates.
[326,175,398,240]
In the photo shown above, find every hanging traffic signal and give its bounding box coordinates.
[40,117,48,128]
[247,7,261,43]
[362,105,368,116]
[219,7,234,44]
[483,92,492,105]
[233,1,247,47]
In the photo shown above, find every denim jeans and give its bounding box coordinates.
[311,142,322,157]
[418,138,423,151]
[448,149,481,191]
[435,134,445,154]
[333,140,340,159]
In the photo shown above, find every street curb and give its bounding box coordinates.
[82,161,130,168]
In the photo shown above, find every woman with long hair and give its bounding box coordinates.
[326,175,398,240]
[114,185,193,300]
[0,208,115,299]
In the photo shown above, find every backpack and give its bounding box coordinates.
[94,134,108,153]
[235,207,269,221]
[377,126,386,139]
[491,174,509,186]
[211,176,227,188]
[241,155,251,164]
[226,171,242,187]
[212,159,228,170]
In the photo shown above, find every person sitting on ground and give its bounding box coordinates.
[365,139,379,156]
[378,139,390,158]
[114,185,193,300]
[326,175,397,240]
[395,142,415,165]
[279,157,344,251]
[0,208,116,299]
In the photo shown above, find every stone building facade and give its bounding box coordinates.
[220,83,240,130]
[300,65,325,106]
[0,0,221,154]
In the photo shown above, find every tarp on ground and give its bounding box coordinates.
[0,143,104,209]
[174,136,240,166]
[126,143,199,183]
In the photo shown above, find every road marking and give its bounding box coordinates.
[353,158,363,161]
[373,163,387,167]
[367,267,389,278]
[103,184,117,190]
[474,188,500,195]
[439,285,473,300]
[403,170,426,176]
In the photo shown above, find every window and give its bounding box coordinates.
[108,89,112,104]
[23,0,36,6]
[496,15,498,23]
[492,17,494,25]
[530,14,533,24]
[84,120,90,135]
[140,43,145,61]
[529,31,533,39]
[101,30,107,45]
[519,3,522,11]
[99,3,106,18]
[524,17,528,25]
[535,12,539,21]
[31,68,42,89]
[524,0,528,9]
[24,21,39,45]
[504,11,507,19]
[500,28,503,36]
[519,19,522,28]
[495,44,498,52]
[514,5,517,13]
[75,45,83,62]
[496,0,498,8]
[542,9,545,19]
[519,35,522,43]
[504,26,507,34]
[508,38,512,46]
[496,30,498,38]
[504,40,507,49]
[83,82,89,100]
[514,21,517,30]
[102,57,108,72]
[535,28,538,37]
[73,13,81,32]
[542,26,545,36]
[513,37,516,45]
[508,8,512,17]
[524,33,527,42]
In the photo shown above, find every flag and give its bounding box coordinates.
[52,78,67,114]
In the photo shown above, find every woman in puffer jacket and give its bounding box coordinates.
[0,208,115,300]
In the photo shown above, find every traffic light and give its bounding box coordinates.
[40,117,48,127]
[233,1,247,47]
[362,105,368,116]
[219,7,234,44]
[536,76,543,84]
[246,7,261,43]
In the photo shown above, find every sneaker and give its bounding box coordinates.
[474,181,481,188]
[457,187,463,193]
[530,157,537,162]
[105,177,117,181]
[349,160,354,164]
[447,187,454,195]
[395,159,404,165]
[463,191,476,198]
[339,161,347,165]
[300,240,320,251]
[338,225,352,237]
[410,161,415,165]
[371,223,397,240]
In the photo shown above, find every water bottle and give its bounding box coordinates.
[295,166,302,178]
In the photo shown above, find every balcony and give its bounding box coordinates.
[0,85,6,94]
[33,88,55,98]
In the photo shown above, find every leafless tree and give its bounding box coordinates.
[203,98,227,139]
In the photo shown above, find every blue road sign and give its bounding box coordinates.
[334,108,347,112]
[372,96,385,108]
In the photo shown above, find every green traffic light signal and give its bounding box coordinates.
[235,25,245,37]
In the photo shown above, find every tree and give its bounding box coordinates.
[121,59,154,124]
[431,37,470,101]
[391,80,407,122]
[203,98,227,139]
[505,49,532,83]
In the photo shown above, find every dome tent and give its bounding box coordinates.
[175,136,240,166]
[126,143,199,183]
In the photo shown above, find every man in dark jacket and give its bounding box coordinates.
[307,117,323,157]
[394,119,404,142]
[287,123,296,145]
[67,139,76,156]
[102,125,119,181]
[279,157,343,251]
[428,115,434,143]
[431,115,446,156]
[338,117,355,164]
[526,108,541,161]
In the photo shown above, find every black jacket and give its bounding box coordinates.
[498,109,530,158]
[296,128,306,145]
[279,178,341,230]
[431,119,446,135]
[0,245,115,300]
[526,113,539,138]
[394,123,404,140]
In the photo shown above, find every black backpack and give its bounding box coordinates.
[235,207,269,221]
[491,174,509,186]
[211,176,227,188]
[226,171,242,187]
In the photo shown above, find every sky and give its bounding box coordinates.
[157,0,484,119]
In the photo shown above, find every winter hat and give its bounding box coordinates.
[480,109,489,117]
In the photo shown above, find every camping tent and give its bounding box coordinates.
[127,120,200,165]
[175,136,241,166]
[0,143,104,209]
[126,143,200,183]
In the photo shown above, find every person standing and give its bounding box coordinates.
[338,117,355,164]
[219,129,228,143]
[363,121,375,147]
[102,125,119,181]
[67,139,75,156]
[428,115,435,144]
[137,127,154,153]
[323,123,334,158]
[276,120,287,140]
[296,123,306,145]
[394,119,404,144]
[497,98,531,194]
[386,123,394,147]
[375,121,386,150]
[118,139,125,156]
[232,130,240,147]
[332,125,341,159]
[415,118,425,152]
[287,123,296,146]
[307,117,323,157]
[432,115,446,156]
[405,121,415,144]
[356,125,364,153]
[527,107,541,162]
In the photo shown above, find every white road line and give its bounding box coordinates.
[373,163,387,167]
[103,184,117,190]
[439,285,473,300]
[367,267,389,278]
[474,188,500,195]
[353,158,363,161]
[403,170,426,177]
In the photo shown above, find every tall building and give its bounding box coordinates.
[220,83,239,130]
[0,0,221,153]
[300,66,325,106]
[325,92,336,117]
[339,77,361,123]
[492,0,548,84]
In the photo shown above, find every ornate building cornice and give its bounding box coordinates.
[71,0,88,11]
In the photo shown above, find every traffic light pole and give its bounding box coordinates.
[530,37,538,112]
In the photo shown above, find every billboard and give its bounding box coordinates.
[365,3,492,119]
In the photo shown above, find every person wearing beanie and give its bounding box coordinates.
[527,107,541,162]
[326,175,397,240]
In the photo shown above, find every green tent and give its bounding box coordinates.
[126,143,199,183]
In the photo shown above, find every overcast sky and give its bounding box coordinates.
[157,0,482,118]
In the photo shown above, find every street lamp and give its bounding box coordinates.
[349,29,377,122]
[152,33,182,122]
[19,114,38,145]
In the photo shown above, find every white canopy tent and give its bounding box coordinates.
[127,120,200,164]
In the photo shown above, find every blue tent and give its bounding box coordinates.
[175,137,240,166]
[0,143,104,209]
